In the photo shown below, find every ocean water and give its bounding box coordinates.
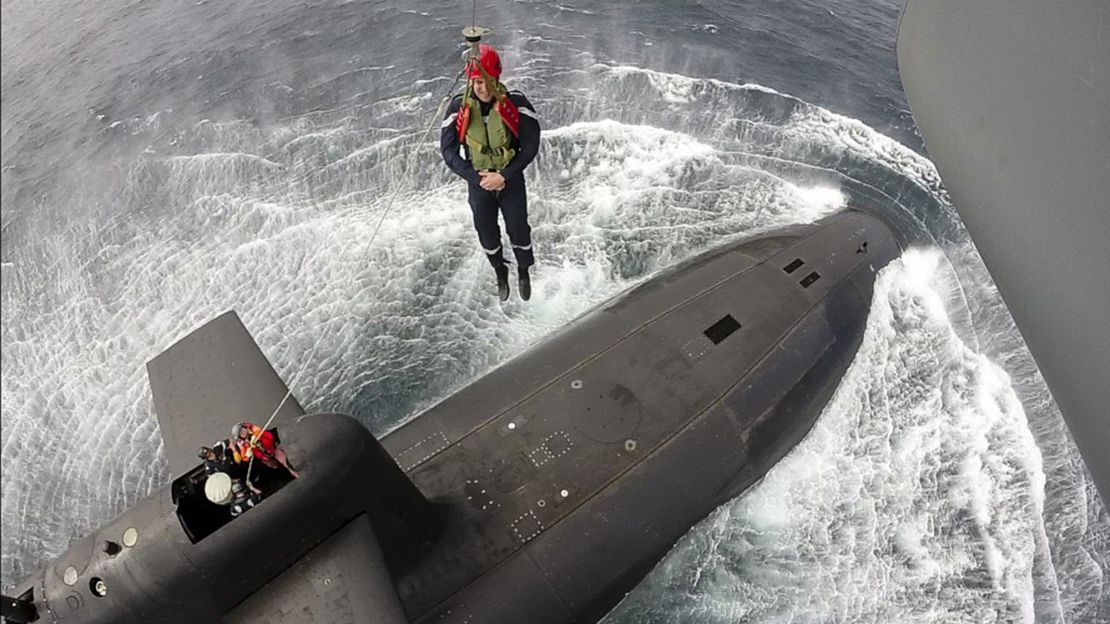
[2,0,1106,621]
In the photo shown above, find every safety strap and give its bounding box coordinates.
[455,61,520,140]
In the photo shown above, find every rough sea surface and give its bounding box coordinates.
[2,0,1107,621]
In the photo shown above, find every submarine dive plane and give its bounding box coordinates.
[2,209,904,623]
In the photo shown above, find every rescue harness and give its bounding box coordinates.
[455,41,521,172]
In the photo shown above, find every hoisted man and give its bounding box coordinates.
[441,44,541,301]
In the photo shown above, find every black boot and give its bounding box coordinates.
[495,265,510,301]
[518,266,531,301]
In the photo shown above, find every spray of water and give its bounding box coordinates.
[605,249,1051,624]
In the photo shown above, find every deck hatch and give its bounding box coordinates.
[781,257,808,272]
[783,258,805,274]
[800,272,821,288]
[703,314,742,345]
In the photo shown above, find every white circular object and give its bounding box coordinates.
[63,566,78,586]
[508,422,516,430]
[204,472,233,505]
[571,379,583,390]
[122,527,139,548]
[560,489,569,498]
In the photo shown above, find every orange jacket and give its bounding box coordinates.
[234,423,276,463]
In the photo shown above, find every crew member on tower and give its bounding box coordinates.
[440,44,541,301]
[232,421,299,479]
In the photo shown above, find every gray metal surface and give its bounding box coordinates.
[897,0,1110,501]
[5,413,424,624]
[226,515,408,624]
[147,311,305,476]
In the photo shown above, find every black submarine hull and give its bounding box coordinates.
[5,413,423,624]
[5,209,902,624]
[384,209,901,622]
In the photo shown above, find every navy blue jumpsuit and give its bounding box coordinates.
[440,91,540,270]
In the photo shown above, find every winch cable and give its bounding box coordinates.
[362,61,469,257]
[247,18,492,479]
[364,12,492,255]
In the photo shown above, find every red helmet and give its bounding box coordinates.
[467,44,502,79]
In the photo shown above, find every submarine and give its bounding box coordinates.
[2,208,904,623]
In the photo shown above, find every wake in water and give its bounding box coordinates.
[606,249,1052,624]
[2,48,1105,622]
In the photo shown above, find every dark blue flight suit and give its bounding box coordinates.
[440,91,540,270]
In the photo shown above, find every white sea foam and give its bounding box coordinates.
[605,249,1050,624]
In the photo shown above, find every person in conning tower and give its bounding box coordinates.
[441,44,541,301]
[197,441,236,476]
[232,421,299,479]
